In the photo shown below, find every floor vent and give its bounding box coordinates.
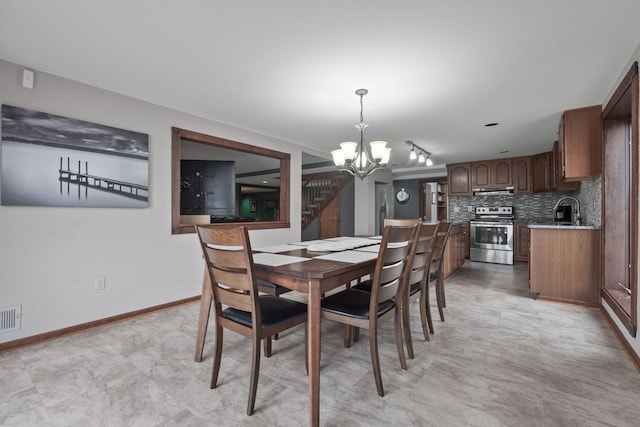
[0,305,21,332]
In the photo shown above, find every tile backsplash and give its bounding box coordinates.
[448,177,601,226]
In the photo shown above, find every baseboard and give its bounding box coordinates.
[601,306,640,373]
[0,296,200,354]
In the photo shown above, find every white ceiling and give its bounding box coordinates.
[2,1,640,179]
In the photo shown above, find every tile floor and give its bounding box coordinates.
[2,262,640,426]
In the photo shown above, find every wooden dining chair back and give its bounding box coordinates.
[196,225,307,416]
[429,220,452,321]
[401,222,439,358]
[320,221,419,397]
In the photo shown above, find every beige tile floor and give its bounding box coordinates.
[2,261,640,426]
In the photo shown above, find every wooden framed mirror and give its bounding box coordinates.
[171,127,290,234]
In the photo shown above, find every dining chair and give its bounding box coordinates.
[195,225,307,416]
[429,221,452,322]
[353,219,438,358]
[400,221,439,358]
[320,221,419,396]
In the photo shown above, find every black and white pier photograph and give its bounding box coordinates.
[1,104,149,208]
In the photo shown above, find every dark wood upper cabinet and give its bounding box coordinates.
[471,159,512,189]
[492,158,513,187]
[559,104,603,180]
[447,162,472,196]
[512,156,532,194]
[471,161,491,188]
[531,152,551,193]
[552,140,580,192]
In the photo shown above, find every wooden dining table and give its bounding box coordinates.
[194,240,380,427]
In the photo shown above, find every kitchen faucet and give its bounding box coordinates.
[552,196,581,225]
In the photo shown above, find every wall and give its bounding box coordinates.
[392,179,421,219]
[0,59,304,343]
[354,170,393,236]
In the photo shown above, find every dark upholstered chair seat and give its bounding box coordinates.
[321,289,395,319]
[354,278,422,297]
[352,279,372,292]
[409,282,420,295]
[256,279,292,296]
[223,295,307,328]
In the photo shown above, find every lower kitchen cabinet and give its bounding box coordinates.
[514,221,530,262]
[529,227,601,306]
[443,222,466,278]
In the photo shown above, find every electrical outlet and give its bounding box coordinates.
[453,207,460,213]
[94,276,106,290]
[468,205,473,212]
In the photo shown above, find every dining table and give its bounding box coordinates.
[194,236,382,427]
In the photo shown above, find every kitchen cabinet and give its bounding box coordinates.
[464,221,470,259]
[512,156,532,194]
[531,151,551,193]
[447,162,472,196]
[529,227,601,306]
[472,161,491,188]
[559,105,603,180]
[472,159,512,189]
[443,223,466,278]
[436,182,447,220]
[514,221,530,262]
[551,141,580,192]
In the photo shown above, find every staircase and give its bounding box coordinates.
[301,171,353,230]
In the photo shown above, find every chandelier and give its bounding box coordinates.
[331,89,391,179]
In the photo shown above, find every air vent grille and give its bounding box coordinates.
[0,305,21,332]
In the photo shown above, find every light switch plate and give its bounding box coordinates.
[22,69,34,89]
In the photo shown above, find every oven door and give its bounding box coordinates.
[470,221,514,251]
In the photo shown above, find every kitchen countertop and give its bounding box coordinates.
[528,222,601,230]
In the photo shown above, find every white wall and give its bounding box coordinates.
[353,169,393,236]
[601,42,640,358]
[0,59,304,343]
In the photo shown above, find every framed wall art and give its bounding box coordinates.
[1,104,149,208]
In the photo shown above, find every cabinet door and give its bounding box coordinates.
[472,161,491,189]
[552,140,580,192]
[561,105,603,180]
[447,163,472,196]
[464,221,470,259]
[531,152,551,193]
[512,156,532,193]
[514,221,530,262]
[492,159,513,187]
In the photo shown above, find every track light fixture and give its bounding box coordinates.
[405,140,433,167]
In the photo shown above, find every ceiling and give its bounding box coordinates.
[2,1,640,180]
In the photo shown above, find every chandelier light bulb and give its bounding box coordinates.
[409,147,417,160]
[426,156,433,166]
[418,151,426,163]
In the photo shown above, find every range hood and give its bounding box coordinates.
[472,187,514,196]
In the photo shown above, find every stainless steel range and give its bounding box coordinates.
[470,206,514,265]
